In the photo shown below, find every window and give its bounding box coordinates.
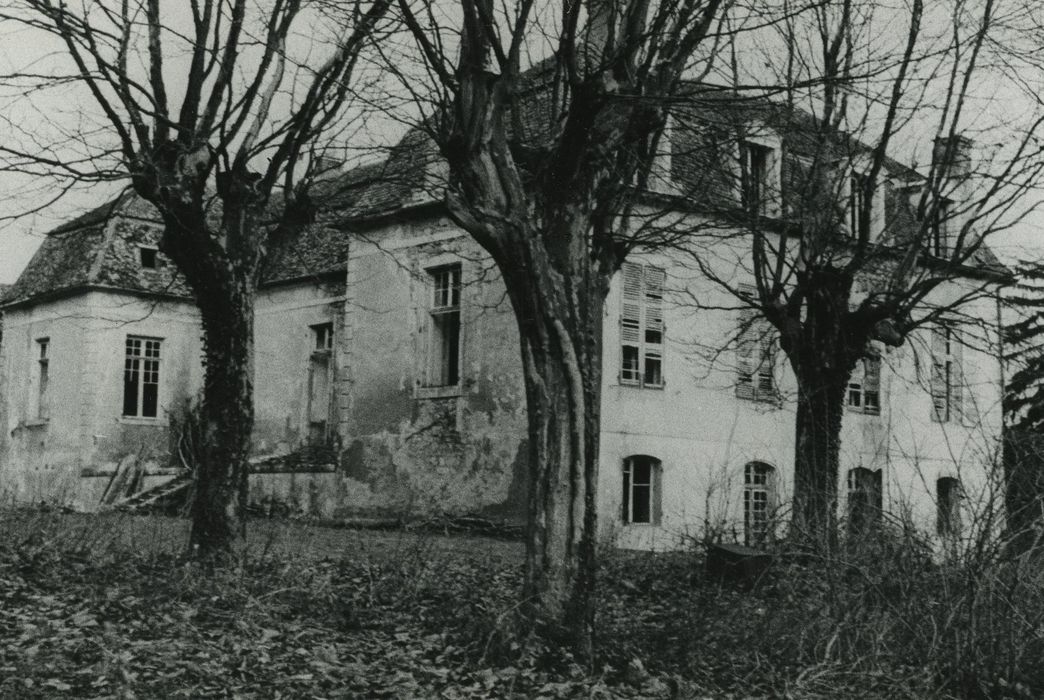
[744,461,776,546]
[929,199,954,257]
[427,264,461,387]
[33,338,50,420]
[740,142,772,215]
[847,467,882,535]
[848,172,871,239]
[622,455,662,525]
[123,336,161,418]
[735,286,776,402]
[620,262,665,388]
[930,324,963,423]
[847,356,881,415]
[139,246,161,269]
[308,322,334,443]
[936,477,963,537]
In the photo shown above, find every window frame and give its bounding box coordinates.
[122,335,163,419]
[622,455,662,526]
[936,476,964,538]
[847,356,881,416]
[424,263,463,389]
[32,337,50,421]
[735,285,778,403]
[930,324,963,423]
[619,261,666,389]
[744,461,776,546]
[307,322,335,443]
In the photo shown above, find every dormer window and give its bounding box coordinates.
[848,172,871,239]
[740,141,772,215]
[139,246,162,269]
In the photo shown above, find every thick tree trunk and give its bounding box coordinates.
[518,318,601,656]
[784,271,862,551]
[792,368,848,549]
[188,277,256,560]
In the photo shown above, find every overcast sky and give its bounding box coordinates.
[1,1,1042,285]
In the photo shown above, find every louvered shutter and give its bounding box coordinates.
[931,327,949,422]
[950,329,963,421]
[643,265,665,387]
[620,263,642,384]
[735,285,758,399]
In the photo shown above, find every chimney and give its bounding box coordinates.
[932,135,974,179]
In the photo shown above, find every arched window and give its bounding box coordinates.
[744,461,776,546]
[622,456,662,525]
[847,467,883,535]
[937,477,964,537]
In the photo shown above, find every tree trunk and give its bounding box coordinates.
[493,252,603,658]
[791,367,848,549]
[783,270,862,551]
[187,276,256,560]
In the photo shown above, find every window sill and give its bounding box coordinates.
[846,407,881,417]
[22,418,49,428]
[118,416,168,427]
[619,381,665,390]
[415,385,461,400]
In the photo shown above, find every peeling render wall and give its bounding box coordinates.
[336,216,528,521]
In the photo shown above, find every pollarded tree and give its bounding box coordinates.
[664,0,1043,545]
[387,0,740,653]
[0,0,392,558]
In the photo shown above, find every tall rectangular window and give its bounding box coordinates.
[123,336,161,418]
[847,467,883,535]
[744,462,776,546]
[622,456,661,525]
[735,285,776,402]
[847,356,881,415]
[620,262,665,388]
[428,265,461,387]
[740,142,772,215]
[848,172,871,239]
[931,325,962,423]
[34,338,50,420]
[308,322,334,443]
[937,477,963,537]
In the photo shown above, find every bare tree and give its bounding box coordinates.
[663,0,1043,546]
[0,0,392,559]
[382,0,751,653]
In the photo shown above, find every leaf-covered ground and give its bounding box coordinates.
[1,511,1038,699]
[0,512,703,699]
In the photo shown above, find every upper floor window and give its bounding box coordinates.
[848,172,872,239]
[123,336,161,418]
[33,338,50,420]
[930,324,963,423]
[427,264,461,387]
[744,461,776,546]
[740,141,773,215]
[847,356,881,415]
[622,455,662,525]
[735,286,777,402]
[139,246,163,269]
[620,262,665,388]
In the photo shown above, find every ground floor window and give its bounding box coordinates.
[744,461,776,546]
[847,467,883,535]
[622,456,662,525]
[123,336,161,418]
[937,476,964,538]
